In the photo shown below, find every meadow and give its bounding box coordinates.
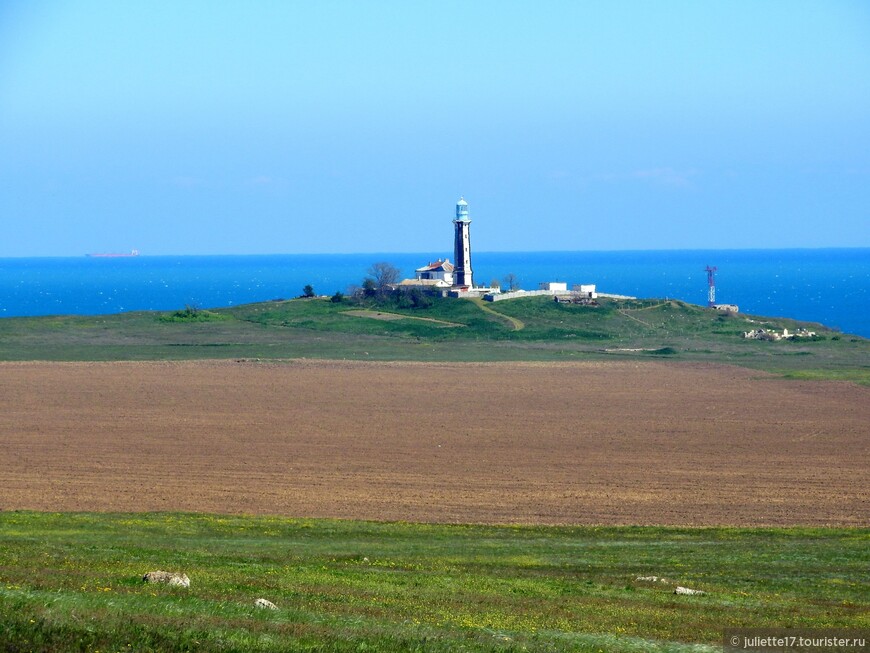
[1,513,867,652]
[0,295,867,383]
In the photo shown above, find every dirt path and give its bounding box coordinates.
[617,309,656,328]
[1,360,867,526]
[341,310,464,327]
[468,298,525,330]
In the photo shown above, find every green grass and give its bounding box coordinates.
[775,369,870,384]
[0,295,867,382]
[1,513,866,652]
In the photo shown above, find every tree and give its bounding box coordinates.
[361,278,377,298]
[366,261,400,293]
[330,291,344,303]
[302,284,315,298]
[503,273,519,291]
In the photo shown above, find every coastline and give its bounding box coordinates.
[0,248,867,337]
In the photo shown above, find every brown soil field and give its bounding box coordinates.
[1,360,867,526]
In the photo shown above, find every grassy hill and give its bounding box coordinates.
[0,294,867,382]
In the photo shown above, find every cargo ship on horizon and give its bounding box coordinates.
[86,249,140,258]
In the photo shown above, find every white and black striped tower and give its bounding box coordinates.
[452,196,473,287]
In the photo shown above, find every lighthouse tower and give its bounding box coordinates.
[452,197,473,287]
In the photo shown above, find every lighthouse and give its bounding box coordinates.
[452,197,473,287]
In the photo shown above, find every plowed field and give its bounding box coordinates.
[1,360,867,525]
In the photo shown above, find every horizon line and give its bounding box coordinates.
[2,245,869,260]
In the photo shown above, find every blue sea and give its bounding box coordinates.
[0,249,867,337]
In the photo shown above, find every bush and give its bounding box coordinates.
[646,346,678,356]
[396,288,432,309]
[160,305,224,323]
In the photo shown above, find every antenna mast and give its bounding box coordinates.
[705,265,717,308]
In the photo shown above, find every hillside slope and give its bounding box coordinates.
[0,295,867,381]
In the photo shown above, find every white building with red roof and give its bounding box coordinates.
[414,259,454,286]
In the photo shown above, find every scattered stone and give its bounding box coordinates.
[254,598,278,610]
[143,570,190,588]
[743,327,817,341]
[636,575,670,583]
[674,586,706,596]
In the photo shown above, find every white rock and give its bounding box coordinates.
[168,575,190,587]
[254,598,278,610]
[636,575,669,583]
[674,586,705,596]
[143,571,190,588]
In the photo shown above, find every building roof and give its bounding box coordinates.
[416,259,454,273]
[397,278,450,287]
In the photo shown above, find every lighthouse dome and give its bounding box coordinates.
[457,197,468,206]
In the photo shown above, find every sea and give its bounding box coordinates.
[0,249,867,338]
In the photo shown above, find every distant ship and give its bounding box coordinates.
[86,249,140,258]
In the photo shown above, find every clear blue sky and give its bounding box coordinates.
[1,1,868,256]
